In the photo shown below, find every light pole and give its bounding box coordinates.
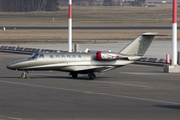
[172,0,177,65]
[68,0,72,52]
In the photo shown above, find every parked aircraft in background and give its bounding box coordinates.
[7,33,158,80]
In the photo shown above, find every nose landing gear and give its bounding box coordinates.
[20,71,29,79]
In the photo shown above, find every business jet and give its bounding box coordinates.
[7,33,158,80]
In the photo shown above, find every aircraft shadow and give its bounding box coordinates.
[0,76,111,80]
[30,75,111,80]
[154,105,180,110]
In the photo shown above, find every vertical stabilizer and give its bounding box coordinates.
[119,33,158,56]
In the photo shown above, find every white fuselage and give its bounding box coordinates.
[7,52,135,73]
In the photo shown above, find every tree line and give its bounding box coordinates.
[0,0,59,12]
[58,0,118,6]
[58,0,145,6]
[0,0,145,12]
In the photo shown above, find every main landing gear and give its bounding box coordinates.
[69,72,78,78]
[20,71,29,79]
[69,71,96,80]
[88,72,96,80]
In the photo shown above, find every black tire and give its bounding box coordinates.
[71,72,78,78]
[88,73,96,80]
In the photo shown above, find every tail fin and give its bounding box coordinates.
[119,33,158,56]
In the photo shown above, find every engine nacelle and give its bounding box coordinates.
[96,51,120,61]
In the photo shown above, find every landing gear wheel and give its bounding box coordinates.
[88,72,96,80]
[21,73,27,79]
[70,72,78,78]
[20,72,29,79]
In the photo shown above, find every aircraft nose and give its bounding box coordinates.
[7,63,16,70]
[6,59,27,70]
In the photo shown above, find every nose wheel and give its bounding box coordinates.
[20,71,29,79]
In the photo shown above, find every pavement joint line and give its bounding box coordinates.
[0,80,180,105]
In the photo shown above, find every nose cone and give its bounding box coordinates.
[7,62,17,70]
[6,59,28,70]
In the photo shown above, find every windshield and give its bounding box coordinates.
[27,53,39,60]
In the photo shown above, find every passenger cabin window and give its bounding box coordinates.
[56,55,60,59]
[62,55,65,59]
[50,55,53,59]
[78,55,81,59]
[67,55,70,59]
[72,55,76,59]
[39,54,44,59]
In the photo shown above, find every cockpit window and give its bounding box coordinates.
[39,54,44,59]
[50,55,53,59]
[27,53,39,60]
